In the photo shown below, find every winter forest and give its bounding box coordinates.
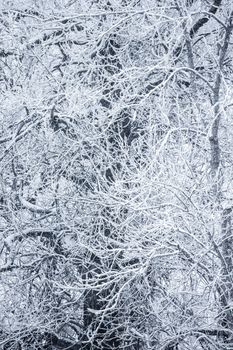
[1,0,233,349]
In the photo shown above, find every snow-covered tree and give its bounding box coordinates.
[1,0,233,349]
